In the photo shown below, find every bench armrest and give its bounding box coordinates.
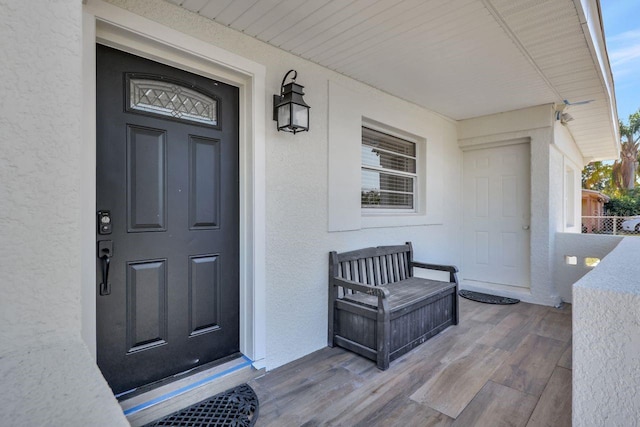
[411,261,458,274]
[332,277,390,298]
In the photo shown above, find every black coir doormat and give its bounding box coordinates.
[144,384,259,427]
[459,290,520,305]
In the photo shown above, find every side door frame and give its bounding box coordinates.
[82,0,267,369]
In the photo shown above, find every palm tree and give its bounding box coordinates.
[613,111,640,190]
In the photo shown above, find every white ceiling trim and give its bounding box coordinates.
[168,0,619,160]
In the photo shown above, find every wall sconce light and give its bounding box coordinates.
[273,70,310,134]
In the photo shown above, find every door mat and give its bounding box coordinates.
[459,290,520,305]
[143,384,258,427]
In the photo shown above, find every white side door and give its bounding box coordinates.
[463,143,531,288]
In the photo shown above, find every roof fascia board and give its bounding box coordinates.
[573,0,620,157]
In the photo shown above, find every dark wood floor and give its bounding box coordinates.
[249,297,572,426]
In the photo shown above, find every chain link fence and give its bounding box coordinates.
[582,215,640,235]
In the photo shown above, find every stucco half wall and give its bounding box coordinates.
[573,237,639,426]
[554,233,622,303]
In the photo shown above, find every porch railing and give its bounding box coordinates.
[581,215,640,235]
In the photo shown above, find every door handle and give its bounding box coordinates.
[522,225,530,230]
[97,241,113,296]
[100,256,111,296]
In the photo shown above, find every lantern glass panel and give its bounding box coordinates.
[277,104,290,129]
[292,103,309,129]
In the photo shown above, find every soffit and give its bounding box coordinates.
[167,0,618,161]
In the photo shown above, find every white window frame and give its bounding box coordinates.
[361,120,422,215]
[328,81,442,231]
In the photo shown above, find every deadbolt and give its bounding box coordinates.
[97,210,112,235]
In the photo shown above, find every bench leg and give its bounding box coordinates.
[328,252,338,347]
[451,271,460,325]
[453,286,460,325]
[328,285,335,347]
[376,301,390,370]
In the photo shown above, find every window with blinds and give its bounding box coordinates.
[361,126,416,210]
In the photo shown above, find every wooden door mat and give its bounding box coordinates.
[143,384,258,427]
[459,290,520,305]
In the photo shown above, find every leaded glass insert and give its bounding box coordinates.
[129,78,217,125]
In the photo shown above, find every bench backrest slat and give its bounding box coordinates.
[390,254,397,282]
[332,243,413,289]
[399,252,407,281]
[372,257,381,286]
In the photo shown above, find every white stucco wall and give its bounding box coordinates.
[2,1,622,424]
[327,80,447,231]
[0,0,81,357]
[0,0,128,425]
[549,144,565,256]
[550,122,589,302]
[458,106,560,306]
[553,122,584,234]
[101,0,463,370]
[574,237,639,426]
[0,0,626,424]
[458,109,591,305]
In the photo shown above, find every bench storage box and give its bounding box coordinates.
[328,242,459,370]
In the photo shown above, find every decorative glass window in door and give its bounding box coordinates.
[128,76,218,126]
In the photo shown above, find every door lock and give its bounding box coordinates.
[98,210,112,235]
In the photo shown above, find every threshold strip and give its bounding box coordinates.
[123,355,254,416]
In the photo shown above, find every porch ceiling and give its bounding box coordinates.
[167,0,619,161]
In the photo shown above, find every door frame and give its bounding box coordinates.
[82,0,267,369]
[459,135,540,304]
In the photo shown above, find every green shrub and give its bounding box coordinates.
[605,195,640,216]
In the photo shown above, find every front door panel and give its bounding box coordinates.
[96,45,239,394]
[462,143,531,288]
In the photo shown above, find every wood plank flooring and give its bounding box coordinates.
[249,298,572,426]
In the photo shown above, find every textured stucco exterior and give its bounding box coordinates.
[550,122,590,302]
[3,338,129,425]
[458,106,564,305]
[0,0,82,354]
[458,111,588,305]
[0,0,128,425]
[0,0,623,424]
[574,237,640,426]
[552,121,584,235]
[101,0,463,370]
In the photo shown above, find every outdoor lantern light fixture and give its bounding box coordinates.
[273,69,310,134]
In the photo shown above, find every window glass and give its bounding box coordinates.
[361,127,416,210]
[129,78,217,125]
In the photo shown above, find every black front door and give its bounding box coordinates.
[96,45,240,394]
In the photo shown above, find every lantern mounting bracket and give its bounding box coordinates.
[280,70,297,95]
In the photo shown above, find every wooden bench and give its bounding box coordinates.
[328,242,459,370]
